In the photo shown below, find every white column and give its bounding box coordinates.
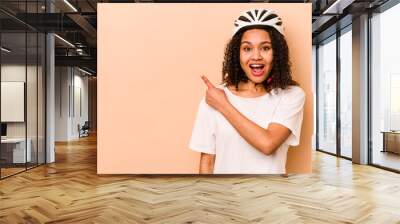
[352,14,369,164]
[46,32,55,163]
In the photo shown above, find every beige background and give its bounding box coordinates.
[97,3,312,174]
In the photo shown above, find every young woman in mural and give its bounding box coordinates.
[189,8,305,174]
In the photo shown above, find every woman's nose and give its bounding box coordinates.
[251,49,262,60]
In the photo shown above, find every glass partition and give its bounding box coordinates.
[38,32,45,165]
[1,31,28,177]
[371,3,400,171]
[339,27,352,158]
[27,30,38,169]
[317,35,337,155]
[0,1,46,179]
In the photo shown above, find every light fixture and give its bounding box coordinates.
[322,0,355,15]
[63,0,78,12]
[1,47,11,53]
[76,48,87,56]
[54,34,75,48]
[78,67,93,76]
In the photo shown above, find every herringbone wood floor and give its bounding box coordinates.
[0,134,399,224]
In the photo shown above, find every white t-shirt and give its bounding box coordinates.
[188,85,305,174]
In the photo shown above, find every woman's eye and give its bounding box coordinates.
[243,47,251,52]
[261,46,270,51]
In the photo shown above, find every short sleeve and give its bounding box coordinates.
[270,86,305,146]
[188,97,216,154]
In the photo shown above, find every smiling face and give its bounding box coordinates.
[239,28,273,84]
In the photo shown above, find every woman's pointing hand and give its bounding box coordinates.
[201,75,229,112]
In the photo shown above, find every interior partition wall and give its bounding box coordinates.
[0,1,46,179]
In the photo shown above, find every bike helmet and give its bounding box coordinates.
[233,8,284,37]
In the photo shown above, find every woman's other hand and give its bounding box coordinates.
[199,153,215,174]
[201,75,229,112]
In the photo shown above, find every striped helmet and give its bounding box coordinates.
[233,9,284,37]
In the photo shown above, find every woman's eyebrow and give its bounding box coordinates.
[241,41,271,45]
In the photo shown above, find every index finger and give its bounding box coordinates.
[201,75,215,89]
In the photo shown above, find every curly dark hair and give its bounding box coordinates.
[222,25,298,93]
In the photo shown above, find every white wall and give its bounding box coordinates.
[1,64,46,163]
[1,65,38,138]
[1,82,25,122]
[55,67,89,141]
[55,66,70,141]
[72,73,89,138]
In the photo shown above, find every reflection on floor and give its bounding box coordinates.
[0,162,42,178]
[0,167,25,177]
[373,150,400,170]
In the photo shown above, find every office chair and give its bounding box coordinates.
[79,121,90,138]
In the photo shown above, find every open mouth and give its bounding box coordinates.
[249,64,265,76]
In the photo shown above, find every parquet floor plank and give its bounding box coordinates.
[1,134,399,223]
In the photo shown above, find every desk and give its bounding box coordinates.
[1,138,31,163]
[381,131,400,154]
